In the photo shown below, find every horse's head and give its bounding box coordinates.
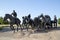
[4,14,11,22]
[54,15,57,19]
[28,14,31,19]
[4,14,7,21]
[22,16,29,24]
[38,14,46,23]
[38,14,44,19]
[40,14,44,17]
[38,15,43,20]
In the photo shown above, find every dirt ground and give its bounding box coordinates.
[0,27,60,40]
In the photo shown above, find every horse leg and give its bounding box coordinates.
[17,24,19,32]
[54,23,55,27]
[51,22,52,28]
[17,27,18,32]
[41,22,43,29]
[10,25,13,30]
[55,22,57,28]
[26,24,29,31]
[10,24,14,30]
[56,22,57,28]
[13,26,15,33]
[43,23,45,29]
[11,25,15,33]
[41,22,43,28]
[10,25,15,33]
[31,24,34,30]
[27,25,28,31]
[20,24,23,31]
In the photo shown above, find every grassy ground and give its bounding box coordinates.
[57,24,60,26]
[0,24,10,30]
[0,24,60,40]
[0,24,60,30]
[0,24,16,30]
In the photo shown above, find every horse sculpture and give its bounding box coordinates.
[51,15,57,28]
[22,16,29,31]
[22,14,42,31]
[44,15,52,28]
[22,16,34,31]
[4,14,22,33]
[38,14,52,29]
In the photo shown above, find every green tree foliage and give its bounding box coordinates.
[58,18,60,24]
[0,17,9,24]
[3,21,9,24]
[0,17,3,24]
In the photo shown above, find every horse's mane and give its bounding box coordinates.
[5,14,13,17]
[45,15,50,18]
[5,14,11,16]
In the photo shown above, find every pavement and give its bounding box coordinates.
[0,26,60,40]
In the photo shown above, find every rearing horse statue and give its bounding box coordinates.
[4,14,22,33]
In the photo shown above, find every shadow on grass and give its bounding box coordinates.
[0,26,22,32]
[0,26,12,32]
[0,26,60,33]
[34,27,60,33]
[0,27,4,30]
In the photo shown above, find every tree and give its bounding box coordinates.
[0,17,9,24]
[58,18,60,24]
[0,17,3,24]
[3,21,9,24]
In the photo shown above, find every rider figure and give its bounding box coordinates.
[11,10,17,18]
[11,10,17,23]
[54,15,57,27]
[27,14,31,22]
[28,14,31,19]
[54,15,57,22]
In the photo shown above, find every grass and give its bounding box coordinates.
[0,24,9,30]
[0,24,60,30]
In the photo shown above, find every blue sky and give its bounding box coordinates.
[0,0,60,21]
